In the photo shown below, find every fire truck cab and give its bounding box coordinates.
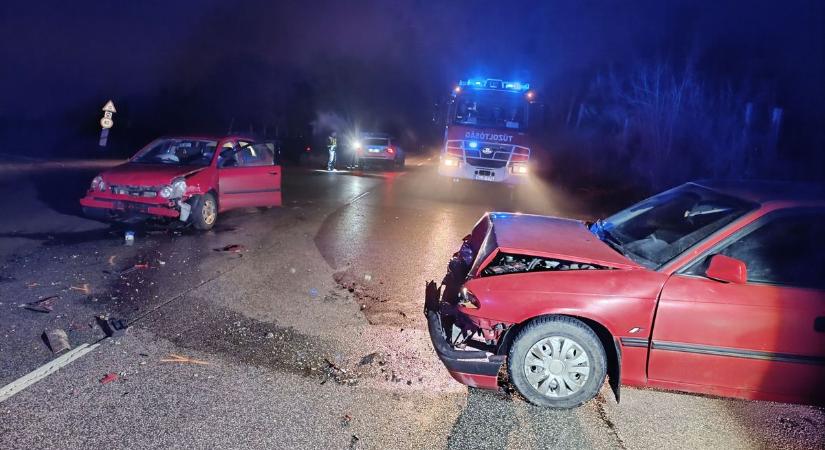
[438,78,539,185]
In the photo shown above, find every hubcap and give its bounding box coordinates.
[524,336,590,398]
[202,199,216,225]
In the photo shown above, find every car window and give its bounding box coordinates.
[132,138,217,166]
[685,210,825,288]
[236,143,275,167]
[595,184,756,268]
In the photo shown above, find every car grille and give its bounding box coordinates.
[110,185,158,198]
[466,158,508,169]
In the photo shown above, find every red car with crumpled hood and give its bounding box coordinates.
[426,180,825,408]
[80,135,281,230]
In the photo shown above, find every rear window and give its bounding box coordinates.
[364,138,389,146]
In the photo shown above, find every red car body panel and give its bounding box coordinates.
[426,182,825,406]
[481,214,642,270]
[80,135,281,221]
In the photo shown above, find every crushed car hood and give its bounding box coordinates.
[484,213,640,269]
[101,163,205,186]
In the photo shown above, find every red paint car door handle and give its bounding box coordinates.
[815,317,825,333]
[268,171,278,175]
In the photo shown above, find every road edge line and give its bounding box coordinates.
[0,342,101,403]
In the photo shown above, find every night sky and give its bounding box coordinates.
[2,0,823,165]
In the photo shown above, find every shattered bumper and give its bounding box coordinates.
[424,281,504,390]
[80,195,181,220]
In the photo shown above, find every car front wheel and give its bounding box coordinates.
[191,193,218,230]
[508,315,607,408]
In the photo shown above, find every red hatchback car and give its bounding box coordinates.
[425,180,825,408]
[81,136,281,230]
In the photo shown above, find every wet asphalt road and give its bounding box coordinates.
[0,156,823,449]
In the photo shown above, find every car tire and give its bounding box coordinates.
[395,158,405,170]
[508,315,607,409]
[191,193,218,231]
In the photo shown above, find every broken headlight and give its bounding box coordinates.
[159,178,187,199]
[90,176,106,192]
[457,287,480,309]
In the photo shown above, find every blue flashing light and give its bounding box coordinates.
[459,78,531,92]
[468,141,479,149]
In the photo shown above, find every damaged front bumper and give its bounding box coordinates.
[80,194,189,222]
[424,281,505,390]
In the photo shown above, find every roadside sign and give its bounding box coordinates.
[99,100,116,147]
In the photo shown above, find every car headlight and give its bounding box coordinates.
[457,287,480,309]
[159,185,174,199]
[171,178,187,198]
[91,176,106,192]
[160,179,187,199]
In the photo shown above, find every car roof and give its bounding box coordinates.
[157,134,257,142]
[690,179,825,204]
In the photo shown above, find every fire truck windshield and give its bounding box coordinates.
[453,90,527,130]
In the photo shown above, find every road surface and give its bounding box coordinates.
[0,156,822,449]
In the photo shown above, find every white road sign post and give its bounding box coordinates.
[99,100,116,147]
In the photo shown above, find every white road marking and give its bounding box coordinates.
[0,342,101,403]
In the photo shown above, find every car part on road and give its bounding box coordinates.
[125,230,135,246]
[99,372,119,384]
[508,315,607,409]
[69,283,91,294]
[160,353,210,365]
[24,295,60,313]
[119,263,149,276]
[214,244,246,253]
[96,316,129,337]
[42,329,71,353]
[191,192,217,230]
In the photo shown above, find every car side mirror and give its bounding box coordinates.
[705,254,747,284]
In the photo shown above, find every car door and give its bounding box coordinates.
[648,208,825,405]
[217,141,281,211]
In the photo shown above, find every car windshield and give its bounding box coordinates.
[132,139,218,166]
[591,184,757,269]
[453,90,527,130]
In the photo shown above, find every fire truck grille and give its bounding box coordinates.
[466,158,508,169]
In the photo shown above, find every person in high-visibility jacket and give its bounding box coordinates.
[326,131,338,171]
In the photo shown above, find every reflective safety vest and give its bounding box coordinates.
[327,135,338,149]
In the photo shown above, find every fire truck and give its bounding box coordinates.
[438,78,539,185]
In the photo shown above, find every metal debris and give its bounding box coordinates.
[214,244,246,253]
[43,329,71,353]
[23,295,60,313]
[69,284,91,295]
[160,353,210,365]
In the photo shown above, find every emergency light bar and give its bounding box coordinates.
[459,78,530,92]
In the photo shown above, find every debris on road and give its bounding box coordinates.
[160,353,210,365]
[96,316,129,337]
[119,263,149,276]
[108,255,117,266]
[43,329,71,353]
[349,434,360,449]
[69,283,91,295]
[341,414,352,428]
[214,244,246,253]
[25,282,39,288]
[321,358,358,386]
[358,352,380,366]
[23,295,60,313]
[99,372,119,384]
[124,231,135,246]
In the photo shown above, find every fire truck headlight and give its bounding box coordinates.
[443,157,460,167]
[512,164,528,174]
